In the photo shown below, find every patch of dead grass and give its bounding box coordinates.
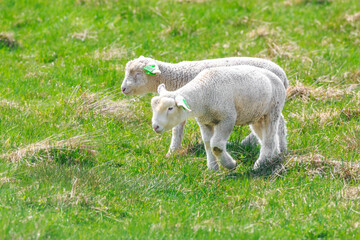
[286,81,357,101]
[247,26,273,39]
[346,12,360,23]
[286,153,360,181]
[343,70,360,84]
[343,186,360,200]
[177,0,209,2]
[284,0,330,5]
[266,40,300,59]
[0,177,16,185]
[0,32,18,49]
[290,109,340,126]
[1,134,97,163]
[94,46,127,61]
[70,89,137,120]
[289,107,359,126]
[0,98,24,110]
[72,30,97,41]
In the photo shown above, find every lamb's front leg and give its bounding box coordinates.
[198,123,219,171]
[166,121,186,157]
[210,119,237,170]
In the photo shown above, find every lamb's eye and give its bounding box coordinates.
[135,72,142,78]
[168,107,173,111]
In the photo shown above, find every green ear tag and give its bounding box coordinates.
[144,65,156,75]
[182,99,191,111]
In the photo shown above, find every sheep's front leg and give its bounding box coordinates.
[166,121,186,157]
[210,119,237,170]
[198,123,219,171]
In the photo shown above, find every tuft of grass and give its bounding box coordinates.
[0,32,18,49]
[1,133,97,164]
[287,153,360,181]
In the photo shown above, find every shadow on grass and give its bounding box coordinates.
[187,140,285,179]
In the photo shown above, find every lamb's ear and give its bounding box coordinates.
[144,61,161,75]
[175,95,191,112]
[157,84,167,95]
[139,55,145,59]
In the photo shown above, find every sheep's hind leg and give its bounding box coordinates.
[210,118,237,170]
[240,132,259,147]
[166,121,186,157]
[278,113,287,155]
[252,115,280,171]
[198,123,219,171]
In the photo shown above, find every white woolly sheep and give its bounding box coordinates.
[151,65,287,171]
[122,56,288,156]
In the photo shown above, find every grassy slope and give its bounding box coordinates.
[0,0,360,238]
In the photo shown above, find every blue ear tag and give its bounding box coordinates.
[144,65,156,75]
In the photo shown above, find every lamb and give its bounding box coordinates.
[122,56,288,156]
[151,65,287,171]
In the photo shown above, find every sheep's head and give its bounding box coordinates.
[151,84,191,134]
[121,56,161,95]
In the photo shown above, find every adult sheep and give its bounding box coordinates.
[121,56,288,156]
[151,65,287,171]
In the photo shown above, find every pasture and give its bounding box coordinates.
[0,0,360,238]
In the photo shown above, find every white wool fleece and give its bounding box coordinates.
[151,65,287,171]
[122,56,288,156]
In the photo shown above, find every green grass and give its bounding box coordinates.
[1,0,360,238]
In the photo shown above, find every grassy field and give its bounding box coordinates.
[1,0,360,238]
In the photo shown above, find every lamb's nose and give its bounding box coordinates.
[153,125,159,132]
[122,87,127,93]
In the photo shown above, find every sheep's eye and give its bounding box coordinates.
[168,107,173,111]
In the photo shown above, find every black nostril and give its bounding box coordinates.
[122,87,126,92]
[153,125,159,131]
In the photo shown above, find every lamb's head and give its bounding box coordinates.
[121,56,161,95]
[151,84,191,134]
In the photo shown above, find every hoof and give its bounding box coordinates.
[221,160,237,170]
[207,163,220,171]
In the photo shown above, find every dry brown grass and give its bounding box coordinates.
[289,106,359,126]
[266,40,300,59]
[94,46,127,61]
[1,134,97,163]
[0,98,24,110]
[177,0,209,2]
[0,32,18,49]
[343,186,360,200]
[72,30,97,41]
[286,81,357,101]
[346,12,360,23]
[284,0,331,5]
[71,89,137,120]
[344,70,360,84]
[289,108,340,126]
[0,177,16,185]
[286,153,360,181]
[247,26,273,39]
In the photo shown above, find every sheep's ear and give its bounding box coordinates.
[175,95,191,112]
[144,62,161,75]
[139,55,145,59]
[157,84,167,95]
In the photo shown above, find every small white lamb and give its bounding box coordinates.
[151,65,287,171]
[122,56,288,156]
